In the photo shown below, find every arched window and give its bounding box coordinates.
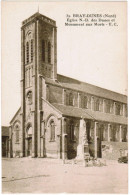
[15,125,19,143]
[42,40,45,62]
[27,91,32,105]
[48,42,51,63]
[27,125,32,137]
[69,93,73,106]
[83,96,88,108]
[31,39,33,62]
[50,121,55,141]
[95,99,100,111]
[26,42,29,64]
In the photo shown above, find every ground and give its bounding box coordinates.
[2,158,128,194]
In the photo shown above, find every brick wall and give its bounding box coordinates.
[49,85,63,104]
[42,99,62,158]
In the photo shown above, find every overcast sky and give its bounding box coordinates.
[1,1,127,126]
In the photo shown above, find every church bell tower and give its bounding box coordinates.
[20,12,57,157]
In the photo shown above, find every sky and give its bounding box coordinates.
[1,1,127,126]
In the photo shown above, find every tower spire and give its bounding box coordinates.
[37,5,39,13]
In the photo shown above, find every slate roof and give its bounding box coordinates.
[2,126,9,137]
[52,103,93,119]
[52,103,127,125]
[45,74,127,104]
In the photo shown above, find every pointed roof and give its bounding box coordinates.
[22,12,56,27]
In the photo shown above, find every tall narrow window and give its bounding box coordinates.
[42,40,45,62]
[50,121,55,141]
[106,101,110,113]
[15,125,19,143]
[83,96,88,108]
[48,42,51,63]
[115,103,121,115]
[95,99,100,111]
[26,42,29,64]
[69,93,73,106]
[31,39,33,62]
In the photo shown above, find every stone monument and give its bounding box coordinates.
[77,117,90,162]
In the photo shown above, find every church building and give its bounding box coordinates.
[9,12,128,160]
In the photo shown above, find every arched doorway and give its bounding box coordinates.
[26,125,32,156]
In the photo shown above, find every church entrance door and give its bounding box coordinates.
[27,137,32,156]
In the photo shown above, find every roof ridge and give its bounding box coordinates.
[57,74,127,97]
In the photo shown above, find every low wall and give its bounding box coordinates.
[101,141,128,160]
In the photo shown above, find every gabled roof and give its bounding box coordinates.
[52,103,127,125]
[45,74,127,104]
[10,107,21,124]
[2,126,9,137]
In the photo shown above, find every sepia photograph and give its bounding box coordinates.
[1,1,128,194]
